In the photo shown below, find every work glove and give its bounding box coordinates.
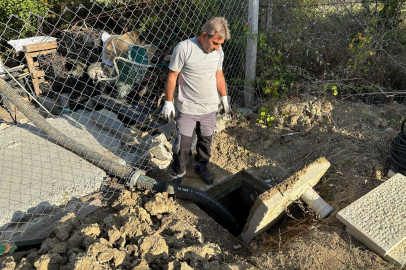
[220,95,230,113]
[162,100,175,120]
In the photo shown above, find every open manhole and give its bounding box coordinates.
[203,170,270,236]
[197,159,332,245]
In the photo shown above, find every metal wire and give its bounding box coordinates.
[0,0,248,243]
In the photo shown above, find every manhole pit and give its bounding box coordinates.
[204,170,270,236]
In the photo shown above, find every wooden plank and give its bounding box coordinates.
[24,44,56,96]
[25,55,36,77]
[26,49,57,58]
[23,41,57,53]
[32,70,45,78]
[32,78,44,96]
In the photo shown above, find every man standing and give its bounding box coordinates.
[161,17,231,187]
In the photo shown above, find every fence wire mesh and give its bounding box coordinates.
[256,0,406,104]
[0,0,248,243]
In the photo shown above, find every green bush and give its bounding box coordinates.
[255,0,406,99]
[0,0,49,39]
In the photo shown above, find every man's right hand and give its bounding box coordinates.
[162,100,175,120]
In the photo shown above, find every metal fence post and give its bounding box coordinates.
[244,0,259,107]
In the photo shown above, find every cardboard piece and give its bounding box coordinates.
[104,30,156,62]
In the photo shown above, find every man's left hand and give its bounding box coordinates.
[220,95,230,113]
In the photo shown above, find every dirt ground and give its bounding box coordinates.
[1,94,404,269]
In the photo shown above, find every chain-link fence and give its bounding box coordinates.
[0,0,248,243]
[255,0,406,103]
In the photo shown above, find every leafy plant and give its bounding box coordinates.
[253,30,308,99]
[257,106,275,127]
[0,0,50,40]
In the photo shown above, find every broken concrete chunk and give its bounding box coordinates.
[145,133,173,170]
[150,143,172,161]
[152,133,167,144]
[241,157,330,244]
[149,158,171,170]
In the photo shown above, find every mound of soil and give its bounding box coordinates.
[2,95,404,270]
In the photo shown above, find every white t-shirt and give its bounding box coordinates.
[169,37,223,115]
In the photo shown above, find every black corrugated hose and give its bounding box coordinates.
[153,182,240,235]
[389,119,406,175]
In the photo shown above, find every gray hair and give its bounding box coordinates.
[202,17,231,40]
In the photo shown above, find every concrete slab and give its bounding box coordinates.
[0,109,140,232]
[0,124,106,229]
[386,238,406,268]
[347,227,406,268]
[240,157,330,244]
[336,173,406,256]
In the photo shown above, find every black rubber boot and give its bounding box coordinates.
[195,167,214,185]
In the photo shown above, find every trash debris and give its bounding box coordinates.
[104,30,156,63]
[37,53,94,105]
[58,23,101,63]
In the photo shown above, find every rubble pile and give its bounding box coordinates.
[0,190,253,270]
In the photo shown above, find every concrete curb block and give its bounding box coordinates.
[241,157,330,244]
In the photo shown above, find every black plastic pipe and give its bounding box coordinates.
[152,182,240,235]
